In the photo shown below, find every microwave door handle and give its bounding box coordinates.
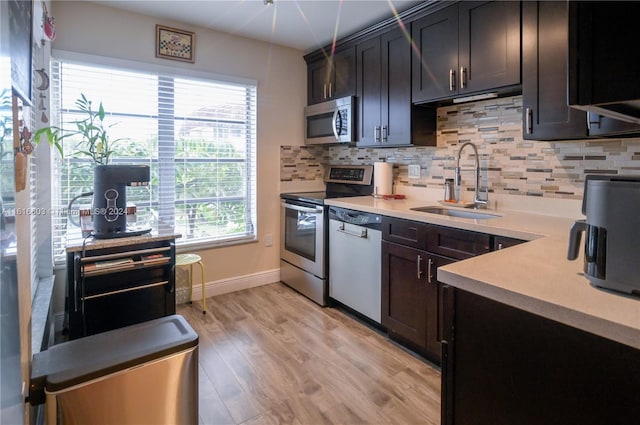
[281,202,322,214]
[331,108,340,140]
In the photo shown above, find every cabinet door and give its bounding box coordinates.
[411,4,458,103]
[425,253,455,363]
[381,241,428,351]
[522,1,587,140]
[307,48,356,105]
[356,37,382,146]
[569,2,640,107]
[443,288,640,425]
[307,58,331,105]
[332,47,356,100]
[381,27,412,146]
[458,1,521,95]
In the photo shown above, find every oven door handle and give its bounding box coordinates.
[281,202,323,214]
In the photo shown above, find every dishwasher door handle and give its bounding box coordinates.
[337,222,367,238]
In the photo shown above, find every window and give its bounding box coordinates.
[50,58,257,262]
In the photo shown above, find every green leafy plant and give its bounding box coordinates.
[34,93,126,165]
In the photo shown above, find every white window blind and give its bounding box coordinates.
[50,60,257,262]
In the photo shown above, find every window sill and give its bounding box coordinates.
[176,236,258,253]
[31,276,56,354]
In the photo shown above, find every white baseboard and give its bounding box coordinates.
[188,268,280,300]
[54,270,281,321]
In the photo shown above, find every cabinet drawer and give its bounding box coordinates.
[382,216,428,249]
[426,226,491,260]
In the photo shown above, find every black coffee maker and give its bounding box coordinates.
[567,175,640,295]
[93,165,151,238]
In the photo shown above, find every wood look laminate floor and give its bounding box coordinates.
[177,283,441,425]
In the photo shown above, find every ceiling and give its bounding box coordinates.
[91,0,423,53]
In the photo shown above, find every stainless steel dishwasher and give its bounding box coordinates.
[328,206,382,323]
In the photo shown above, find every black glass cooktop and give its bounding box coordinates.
[280,191,328,205]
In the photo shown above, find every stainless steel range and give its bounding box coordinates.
[280,165,373,305]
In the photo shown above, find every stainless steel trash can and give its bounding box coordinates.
[30,315,198,425]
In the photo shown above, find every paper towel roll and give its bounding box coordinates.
[373,162,393,196]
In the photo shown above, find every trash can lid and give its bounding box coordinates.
[31,314,198,394]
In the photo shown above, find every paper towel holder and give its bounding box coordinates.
[373,161,394,198]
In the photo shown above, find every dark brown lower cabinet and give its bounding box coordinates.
[441,286,640,425]
[381,216,509,364]
[381,240,453,363]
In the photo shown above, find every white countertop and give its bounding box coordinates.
[325,194,640,350]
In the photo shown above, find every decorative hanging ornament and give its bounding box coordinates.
[35,68,49,91]
[20,125,33,155]
[42,2,56,41]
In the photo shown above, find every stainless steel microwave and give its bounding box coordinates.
[304,96,355,145]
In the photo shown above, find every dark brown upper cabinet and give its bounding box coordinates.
[522,1,640,140]
[357,28,410,147]
[410,5,458,103]
[568,1,640,126]
[357,26,435,148]
[522,1,587,140]
[412,1,521,104]
[306,46,356,105]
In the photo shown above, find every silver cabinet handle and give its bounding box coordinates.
[323,84,327,100]
[525,108,533,135]
[382,125,388,143]
[449,69,456,91]
[498,243,503,250]
[460,66,467,89]
[427,258,433,284]
[374,126,381,143]
[417,255,423,279]
[328,82,333,98]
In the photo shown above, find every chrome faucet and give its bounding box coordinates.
[454,142,488,208]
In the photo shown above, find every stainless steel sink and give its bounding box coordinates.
[410,206,500,220]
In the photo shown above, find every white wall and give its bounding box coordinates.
[50,1,306,307]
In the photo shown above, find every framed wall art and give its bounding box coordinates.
[156,25,195,63]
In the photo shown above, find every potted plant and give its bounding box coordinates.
[34,93,124,164]
[35,94,148,237]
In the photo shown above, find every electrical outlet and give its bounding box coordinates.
[264,233,273,247]
[408,164,421,179]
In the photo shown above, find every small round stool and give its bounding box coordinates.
[176,253,206,314]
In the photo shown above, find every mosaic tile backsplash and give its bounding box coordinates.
[280,95,640,199]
